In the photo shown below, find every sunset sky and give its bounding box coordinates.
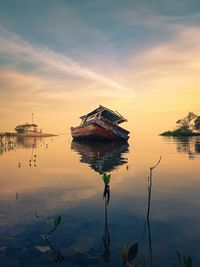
[0,0,200,135]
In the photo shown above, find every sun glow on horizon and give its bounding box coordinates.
[0,1,200,134]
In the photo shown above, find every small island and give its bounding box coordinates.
[160,112,200,137]
[0,122,57,137]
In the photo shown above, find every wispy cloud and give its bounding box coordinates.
[0,25,126,90]
[125,26,200,86]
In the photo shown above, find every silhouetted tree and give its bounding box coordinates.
[15,125,25,133]
[194,116,200,132]
[176,112,198,132]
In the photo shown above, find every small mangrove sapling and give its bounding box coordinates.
[102,173,111,205]
[45,215,62,237]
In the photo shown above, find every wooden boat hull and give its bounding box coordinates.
[71,119,129,141]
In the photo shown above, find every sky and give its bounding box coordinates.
[0,0,200,135]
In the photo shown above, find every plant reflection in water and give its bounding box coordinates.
[0,136,52,169]
[35,211,65,263]
[43,235,65,263]
[102,173,111,263]
[121,156,162,267]
[0,136,17,155]
[146,156,162,267]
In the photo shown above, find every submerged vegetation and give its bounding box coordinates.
[161,112,200,137]
[177,251,192,267]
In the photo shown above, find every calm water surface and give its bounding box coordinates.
[0,134,200,267]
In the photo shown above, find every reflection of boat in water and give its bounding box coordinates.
[71,140,129,173]
[16,136,42,148]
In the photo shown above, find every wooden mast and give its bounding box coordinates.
[32,113,34,124]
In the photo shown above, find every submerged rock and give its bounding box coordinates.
[71,236,95,253]
[35,245,51,253]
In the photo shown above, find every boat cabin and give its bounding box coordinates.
[15,123,42,133]
[22,124,39,133]
[80,105,127,125]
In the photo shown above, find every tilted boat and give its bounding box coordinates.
[70,105,129,141]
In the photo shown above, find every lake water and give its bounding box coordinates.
[0,134,200,267]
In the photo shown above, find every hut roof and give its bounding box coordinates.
[80,105,127,124]
[21,123,38,127]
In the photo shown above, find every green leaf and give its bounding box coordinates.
[54,215,62,227]
[103,173,111,185]
[128,243,138,262]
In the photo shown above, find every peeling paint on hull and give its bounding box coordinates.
[71,119,129,141]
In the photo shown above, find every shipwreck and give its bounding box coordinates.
[70,105,129,141]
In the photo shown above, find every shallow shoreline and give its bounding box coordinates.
[0,132,58,137]
[160,131,200,137]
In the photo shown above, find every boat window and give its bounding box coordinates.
[86,114,98,122]
[101,110,120,123]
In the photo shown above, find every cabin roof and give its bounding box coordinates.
[80,105,127,124]
[21,123,38,127]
